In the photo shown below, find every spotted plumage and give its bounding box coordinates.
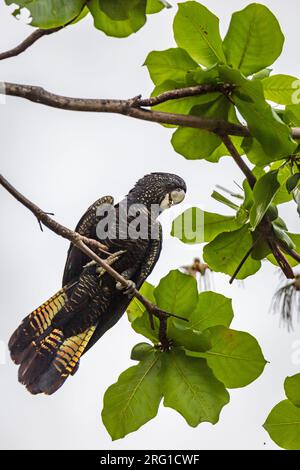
[9,173,186,394]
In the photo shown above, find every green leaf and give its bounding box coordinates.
[146,0,164,14]
[263,75,300,105]
[272,225,296,250]
[171,207,241,244]
[272,163,294,204]
[267,232,300,268]
[71,6,90,24]
[284,374,300,407]
[5,0,86,28]
[284,104,300,126]
[219,66,297,159]
[131,342,153,361]
[168,320,211,352]
[252,68,272,80]
[145,48,198,86]
[264,400,300,450]
[131,311,159,343]
[173,1,225,67]
[211,190,240,211]
[187,326,267,388]
[162,349,229,426]
[99,0,134,20]
[242,137,275,166]
[172,127,222,161]
[223,3,284,76]
[286,174,300,193]
[88,0,147,37]
[189,291,234,332]
[171,96,231,160]
[154,269,198,317]
[203,225,261,279]
[102,351,162,440]
[127,281,155,322]
[249,171,280,229]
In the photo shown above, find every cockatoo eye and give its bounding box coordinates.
[170,189,186,204]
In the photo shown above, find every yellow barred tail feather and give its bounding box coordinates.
[9,289,67,364]
[24,326,96,395]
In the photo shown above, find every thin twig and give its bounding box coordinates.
[137,83,234,107]
[0,28,62,61]
[0,174,188,347]
[229,237,261,284]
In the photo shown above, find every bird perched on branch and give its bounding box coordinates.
[9,173,186,394]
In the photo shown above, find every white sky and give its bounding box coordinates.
[0,0,300,450]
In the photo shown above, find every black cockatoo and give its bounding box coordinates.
[9,173,186,394]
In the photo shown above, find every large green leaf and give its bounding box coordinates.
[263,75,300,105]
[154,269,198,317]
[264,400,300,450]
[145,48,198,86]
[130,342,153,361]
[203,225,261,279]
[168,320,211,352]
[187,326,267,388]
[189,292,233,332]
[102,351,162,440]
[127,281,155,322]
[173,1,225,67]
[219,66,297,159]
[249,171,280,229]
[223,3,284,76]
[99,0,135,20]
[88,0,147,37]
[162,349,229,426]
[5,0,86,28]
[171,207,242,245]
[131,310,159,343]
[284,374,300,407]
[171,96,231,160]
[146,0,165,14]
[284,104,300,126]
[171,127,222,161]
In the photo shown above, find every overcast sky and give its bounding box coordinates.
[0,0,300,450]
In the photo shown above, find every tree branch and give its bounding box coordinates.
[221,134,257,188]
[2,82,249,136]
[2,81,300,139]
[0,174,187,348]
[0,28,62,61]
[137,83,234,107]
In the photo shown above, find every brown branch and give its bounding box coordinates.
[137,83,234,107]
[0,82,250,137]
[220,136,298,281]
[2,81,300,139]
[0,174,187,348]
[0,28,62,61]
[221,134,257,188]
[277,240,300,265]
